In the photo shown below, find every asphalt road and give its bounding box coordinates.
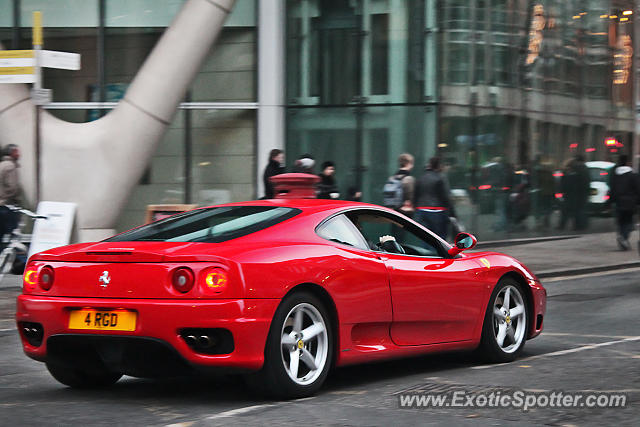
[1,269,639,426]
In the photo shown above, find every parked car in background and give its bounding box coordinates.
[585,161,614,215]
[553,160,615,217]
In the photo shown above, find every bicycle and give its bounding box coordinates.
[0,205,48,283]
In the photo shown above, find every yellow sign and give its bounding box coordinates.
[68,309,137,331]
[33,12,42,46]
[0,66,35,75]
[0,50,34,59]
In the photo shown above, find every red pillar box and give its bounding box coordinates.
[270,173,319,199]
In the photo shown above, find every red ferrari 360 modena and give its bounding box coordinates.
[17,199,546,398]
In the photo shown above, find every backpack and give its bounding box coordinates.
[382,175,404,209]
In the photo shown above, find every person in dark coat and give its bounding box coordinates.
[262,149,285,199]
[317,161,340,199]
[609,154,640,250]
[413,157,456,240]
[573,155,591,230]
[0,144,22,244]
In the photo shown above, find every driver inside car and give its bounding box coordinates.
[379,235,405,254]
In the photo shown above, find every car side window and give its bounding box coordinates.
[346,211,445,257]
[316,214,369,250]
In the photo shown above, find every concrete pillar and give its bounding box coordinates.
[256,0,286,199]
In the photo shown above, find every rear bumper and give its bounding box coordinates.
[16,295,279,372]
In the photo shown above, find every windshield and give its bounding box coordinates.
[107,206,301,243]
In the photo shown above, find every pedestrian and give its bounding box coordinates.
[414,156,456,240]
[609,154,640,251]
[531,155,555,228]
[262,148,285,199]
[0,144,22,244]
[382,153,415,217]
[317,161,340,199]
[558,158,577,230]
[573,155,591,230]
[346,186,362,202]
[489,157,512,231]
[293,153,315,174]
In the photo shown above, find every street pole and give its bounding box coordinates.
[33,11,42,204]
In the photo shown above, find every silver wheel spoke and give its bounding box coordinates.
[301,323,325,340]
[280,302,329,386]
[289,349,300,378]
[510,304,524,318]
[293,309,304,333]
[494,307,505,319]
[281,333,296,348]
[300,348,317,371]
[503,287,511,309]
[496,322,507,347]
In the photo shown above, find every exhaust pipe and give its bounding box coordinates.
[20,322,44,347]
[198,335,214,348]
[184,335,197,347]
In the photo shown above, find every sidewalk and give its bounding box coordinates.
[480,231,640,278]
[0,231,638,290]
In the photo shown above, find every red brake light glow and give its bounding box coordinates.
[38,266,55,291]
[204,268,228,293]
[172,267,195,293]
[23,266,38,292]
[478,185,491,190]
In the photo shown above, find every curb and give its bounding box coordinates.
[537,260,640,279]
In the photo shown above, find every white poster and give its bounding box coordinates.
[27,201,76,260]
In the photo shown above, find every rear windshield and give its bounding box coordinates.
[107,206,301,243]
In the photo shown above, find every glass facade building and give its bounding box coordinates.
[0,0,637,240]
[286,0,636,239]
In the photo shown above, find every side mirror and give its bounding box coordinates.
[448,232,478,256]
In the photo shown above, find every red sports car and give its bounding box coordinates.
[16,199,546,398]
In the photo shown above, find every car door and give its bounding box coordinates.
[347,210,487,346]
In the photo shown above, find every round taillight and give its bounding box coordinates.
[39,266,55,291]
[204,268,228,294]
[172,267,195,293]
[23,266,39,292]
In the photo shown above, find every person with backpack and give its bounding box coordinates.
[414,156,456,240]
[383,153,415,217]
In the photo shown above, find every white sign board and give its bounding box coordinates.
[0,50,36,83]
[28,201,76,260]
[0,74,36,83]
[39,50,81,70]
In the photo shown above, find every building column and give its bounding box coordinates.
[257,0,286,198]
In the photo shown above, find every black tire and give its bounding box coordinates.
[478,278,529,363]
[46,360,122,388]
[245,291,333,399]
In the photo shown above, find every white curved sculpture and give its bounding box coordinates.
[0,0,236,240]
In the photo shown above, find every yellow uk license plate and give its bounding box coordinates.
[68,309,137,331]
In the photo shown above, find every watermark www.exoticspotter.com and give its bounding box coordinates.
[398,391,627,411]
